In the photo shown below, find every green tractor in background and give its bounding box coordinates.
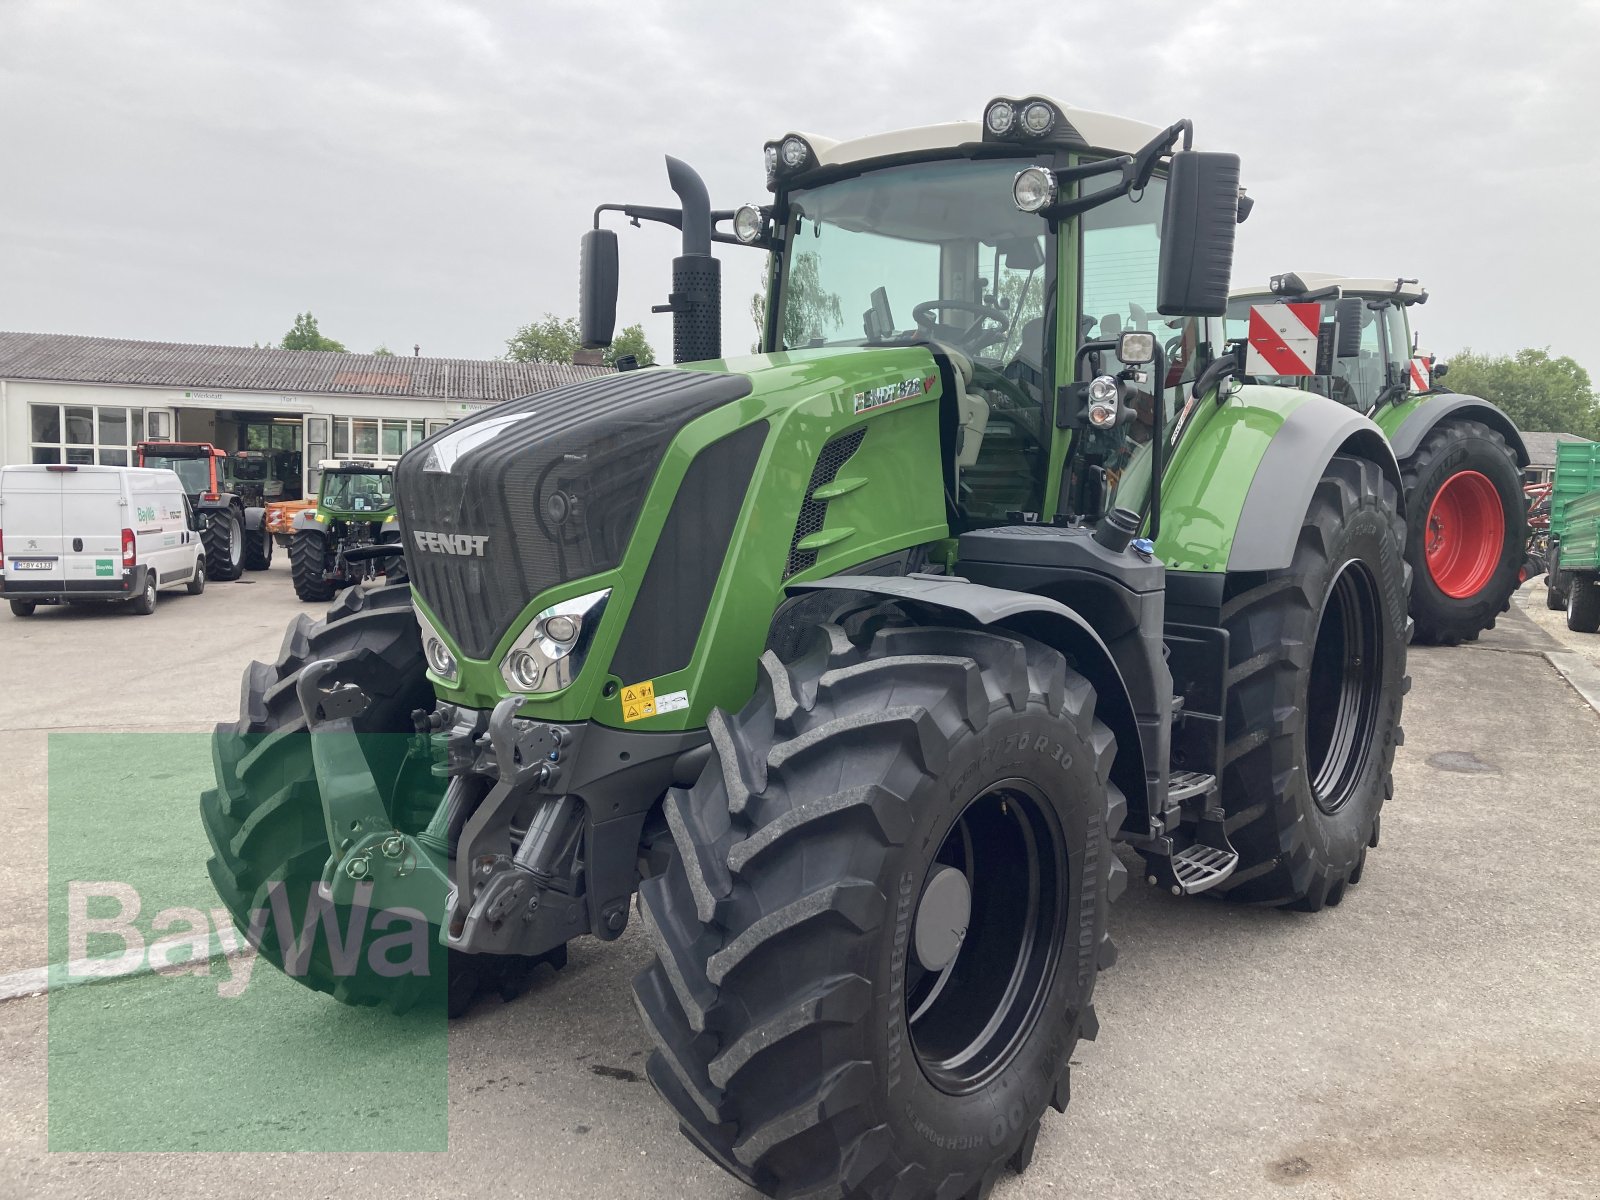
[286,459,403,602]
[1223,273,1529,644]
[201,97,1411,1199]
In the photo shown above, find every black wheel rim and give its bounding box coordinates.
[1306,560,1384,814]
[907,779,1066,1095]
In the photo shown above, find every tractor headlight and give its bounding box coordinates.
[733,203,766,244]
[1088,375,1121,406]
[1013,166,1057,214]
[780,136,809,168]
[498,588,611,695]
[763,144,779,180]
[413,602,459,684]
[985,100,1015,135]
[1020,100,1056,136]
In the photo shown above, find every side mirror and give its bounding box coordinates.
[1432,361,1449,380]
[1334,297,1365,358]
[579,228,619,349]
[1157,151,1239,317]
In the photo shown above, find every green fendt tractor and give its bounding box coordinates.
[1224,274,1529,644]
[202,97,1410,1199]
[287,459,402,602]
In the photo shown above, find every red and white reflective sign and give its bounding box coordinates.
[1409,356,1431,392]
[1245,303,1321,377]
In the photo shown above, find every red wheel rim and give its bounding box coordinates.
[1424,470,1505,599]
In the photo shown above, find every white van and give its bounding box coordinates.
[0,464,207,617]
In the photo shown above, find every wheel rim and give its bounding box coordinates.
[228,518,243,566]
[907,780,1066,1095]
[1425,470,1504,599]
[1306,561,1384,814]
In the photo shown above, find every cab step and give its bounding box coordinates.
[1146,770,1239,896]
[1169,842,1238,895]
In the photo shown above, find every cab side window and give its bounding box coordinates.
[1332,304,1384,409]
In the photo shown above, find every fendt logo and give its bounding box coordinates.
[413,530,488,557]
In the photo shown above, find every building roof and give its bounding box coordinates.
[0,331,608,402]
[1520,430,1592,467]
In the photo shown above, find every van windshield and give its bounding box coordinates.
[142,456,213,494]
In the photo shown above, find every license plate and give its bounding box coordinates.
[11,559,52,572]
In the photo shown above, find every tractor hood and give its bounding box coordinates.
[396,367,753,659]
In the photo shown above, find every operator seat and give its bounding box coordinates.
[929,342,989,468]
[1006,317,1046,391]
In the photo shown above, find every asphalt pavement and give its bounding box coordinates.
[1,564,1596,1198]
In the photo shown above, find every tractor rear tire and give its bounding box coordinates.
[1566,575,1600,633]
[201,581,448,1011]
[244,520,274,571]
[1402,420,1525,645]
[633,621,1123,1200]
[290,529,336,603]
[1215,454,1408,911]
[203,506,247,582]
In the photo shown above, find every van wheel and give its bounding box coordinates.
[129,574,158,616]
[9,599,36,617]
[187,560,207,595]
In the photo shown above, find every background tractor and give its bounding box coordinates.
[1223,274,1529,644]
[134,440,272,578]
[201,97,1410,1199]
[286,459,402,602]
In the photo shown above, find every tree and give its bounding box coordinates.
[1442,348,1599,438]
[605,324,655,367]
[280,312,346,352]
[506,314,655,367]
[749,252,842,351]
[372,344,395,357]
[506,314,581,363]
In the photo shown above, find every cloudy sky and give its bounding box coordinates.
[3,1,1597,376]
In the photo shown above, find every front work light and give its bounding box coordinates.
[1020,101,1055,135]
[733,203,766,244]
[985,100,1016,135]
[780,136,809,168]
[1013,166,1057,214]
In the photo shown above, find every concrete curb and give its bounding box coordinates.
[1543,650,1600,718]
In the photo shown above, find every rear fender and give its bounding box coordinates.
[1382,393,1528,467]
[243,506,266,531]
[789,574,1151,831]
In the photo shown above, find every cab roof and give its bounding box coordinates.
[318,458,393,473]
[771,97,1167,182]
[1233,272,1428,305]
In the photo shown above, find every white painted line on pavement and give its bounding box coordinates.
[0,930,249,1003]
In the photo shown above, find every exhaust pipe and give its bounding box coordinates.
[662,156,721,365]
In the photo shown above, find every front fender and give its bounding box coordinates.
[1379,392,1528,467]
[292,509,323,532]
[788,574,1152,831]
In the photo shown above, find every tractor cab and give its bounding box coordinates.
[316,460,395,518]
[135,440,226,498]
[1221,272,1431,413]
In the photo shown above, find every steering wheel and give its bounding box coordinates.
[912,299,1011,353]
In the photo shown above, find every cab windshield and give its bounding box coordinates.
[321,471,393,512]
[142,455,212,494]
[780,157,1048,368]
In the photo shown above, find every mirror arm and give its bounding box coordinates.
[592,202,684,232]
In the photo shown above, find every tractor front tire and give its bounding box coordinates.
[633,621,1123,1200]
[290,528,336,603]
[1566,575,1600,633]
[1216,454,1408,911]
[244,519,274,571]
[203,506,247,582]
[1402,420,1525,645]
[201,582,440,1010]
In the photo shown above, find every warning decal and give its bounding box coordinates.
[1409,356,1431,393]
[620,680,656,723]
[1246,303,1321,377]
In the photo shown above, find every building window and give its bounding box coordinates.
[29,403,151,466]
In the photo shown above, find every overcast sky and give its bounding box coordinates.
[3,0,1597,377]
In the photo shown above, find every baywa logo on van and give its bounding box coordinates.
[136,506,156,523]
[413,530,488,556]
